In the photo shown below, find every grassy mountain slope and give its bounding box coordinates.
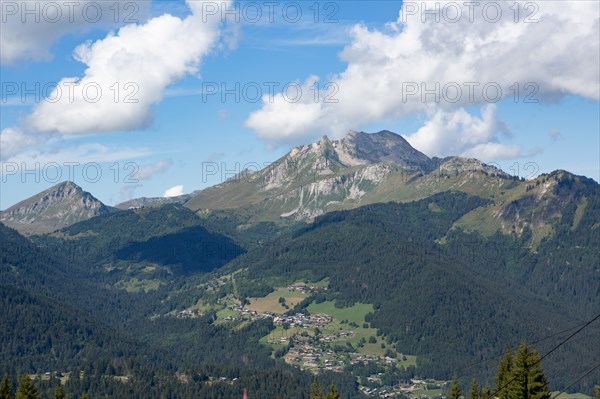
[183,132,513,222]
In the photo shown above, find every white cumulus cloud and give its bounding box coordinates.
[26,0,227,135]
[404,104,519,161]
[245,76,329,143]
[1,0,229,160]
[0,128,49,160]
[245,1,600,159]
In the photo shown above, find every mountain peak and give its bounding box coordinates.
[313,134,333,151]
[50,180,82,195]
[1,181,112,235]
[285,130,432,170]
[333,130,432,170]
[59,180,78,188]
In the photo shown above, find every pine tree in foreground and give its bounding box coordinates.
[496,346,513,399]
[310,377,323,399]
[508,343,550,399]
[449,375,462,399]
[15,375,40,399]
[481,385,493,399]
[468,378,481,399]
[324,383,342,399]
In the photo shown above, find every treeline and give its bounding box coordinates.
[451,344,550,399]
[308,343,600,399]
[0,367,361,399]
[3,343,599,399]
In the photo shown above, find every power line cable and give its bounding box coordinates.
[549,363,600,399]
[440,315,600,379]
[490,312,600,399]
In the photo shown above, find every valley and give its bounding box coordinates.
[127,273,424,395]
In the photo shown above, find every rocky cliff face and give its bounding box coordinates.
[51,130,592,246]
[257,131,434,191]
[0,181,112,235]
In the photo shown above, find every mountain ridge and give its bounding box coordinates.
[4,130,597,239]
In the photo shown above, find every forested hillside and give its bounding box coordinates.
[0,222,365,398]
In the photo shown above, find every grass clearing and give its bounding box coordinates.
[246,287,309,314]
[571,196,588,230]
[115,278,162,293]
[307,301,373,325]
[410,388,444,399]
[261,325,303,347]
[309,278,330,289]
[216,308,240,319]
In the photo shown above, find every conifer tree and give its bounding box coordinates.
[468,378,481,399]
[481,385,493,399]
[449,376,462,399]
[495,346,514,399]
[15,375,40,399]
[325,383,342,399]
[508,343,550,399]
[310,377,323,399]
[54,385,65,399]
[0,377,13,399]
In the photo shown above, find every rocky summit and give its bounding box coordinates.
[182,130,508,220]
[0,181,112,235]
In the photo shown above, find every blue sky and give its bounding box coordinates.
[1,0,599,208]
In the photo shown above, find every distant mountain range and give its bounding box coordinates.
[3,130,595,245]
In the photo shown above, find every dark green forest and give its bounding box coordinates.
[2,343,598,398]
